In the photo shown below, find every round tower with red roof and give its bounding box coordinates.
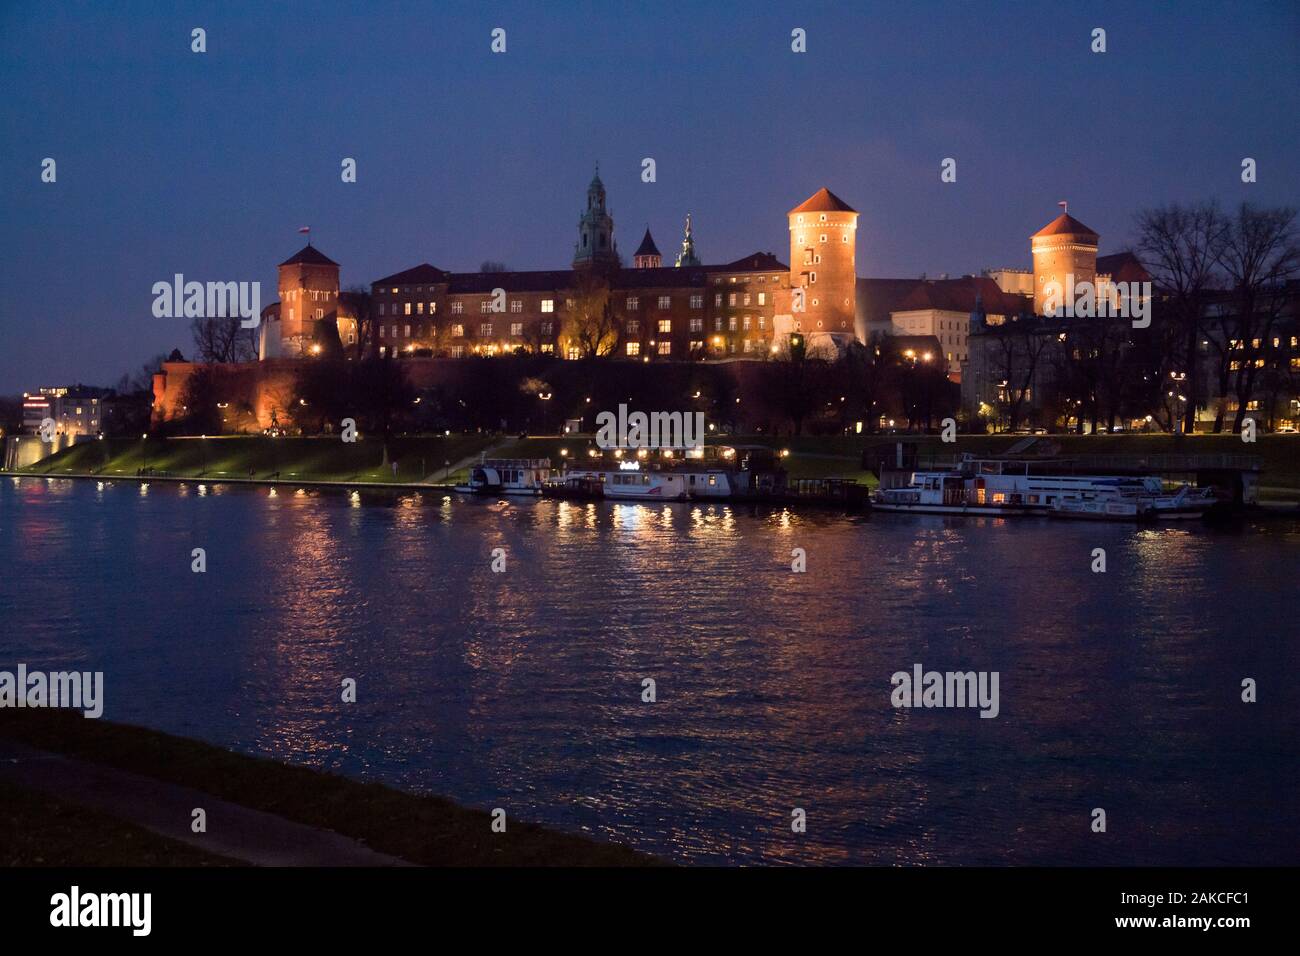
[1031,209,1099,316]
[787,188,858,343]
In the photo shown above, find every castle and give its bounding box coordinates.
[256,172,1139,377]
[154,172,1152,430]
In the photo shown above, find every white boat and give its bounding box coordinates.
[600,469,689,501]
[455,458,551,496]
[874,456,1215,520]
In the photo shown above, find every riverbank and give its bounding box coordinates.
[0,711,656,866]
[9,432,1300,500]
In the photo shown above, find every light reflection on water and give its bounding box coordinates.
[1,477,1297,866]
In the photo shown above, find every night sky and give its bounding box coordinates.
[2,0,1297,389]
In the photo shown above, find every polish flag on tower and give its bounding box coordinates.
[298,225,311,245]
[1057,200,1068,213]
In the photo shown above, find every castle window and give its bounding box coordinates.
[315,309,324,319]
[690,294,703,309]
[541,322,554,335]
[728,316,737,332]
[804,250,813,266]
[798,234,805,244]
[820,234,827,243]
[689,317,702,332]
[758,292,766,305]
[814,255,821,264]
[743,293,751,306]
[690,339,704,352]
[626,342,641,357]
[404,303,412,315]
[540,343,554,354]
[429,302,436,314]
[417,302,424,315]
[657,341,671,355]
[820,214,827,222]
[728,293,736,306]
[809,272,817,284]
[480,300,492,313]
[626,297,639,311]
[657,295,671,309]
[451,302,463,314]
[658,319,671,333]
[797,215,804,223]
[479,323,493,336]
[626,320,640,334]
[842,235,848,243]
[714,293,722,306]
[451,324,464,337]
[379,304,386,316]
[391,288,398,294]
[511,322,523,336]
[714,318,723,331]
[541,299,555,313]
[759,316,766,330]
[567,346,580,360]
[510,300,522,313]
[743,316,751,331]
[743,339,753,353]
[451,346,464,358]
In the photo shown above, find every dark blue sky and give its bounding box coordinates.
[2,0,1297,389]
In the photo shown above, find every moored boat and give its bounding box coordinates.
[454,458,552,496]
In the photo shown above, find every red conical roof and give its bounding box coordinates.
[789,187,857,215]
[1032,213,1099,240]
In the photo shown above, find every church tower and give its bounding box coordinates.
[633,228,662,269]
[787,187,858,341]
[573,167,618,270]
[1031,206,1099,315]
[277,243,340,356]
[674,214,701,267]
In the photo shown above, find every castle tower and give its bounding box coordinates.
[787,187,858,339]
[277,244,341,356]
[573,167,618,270]
[674,214,701,267]
[1031,207,1099,315]
[633,228,662,269]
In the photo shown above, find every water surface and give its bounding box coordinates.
[2,476,1296,865]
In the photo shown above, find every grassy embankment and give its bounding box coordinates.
[16,434,498,485]
[13,432,1300,498]
[0,710,655,866]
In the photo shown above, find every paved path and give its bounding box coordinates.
[0,740,413,867]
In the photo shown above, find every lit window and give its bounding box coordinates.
[511,322,523,336]
[758,292,766,305]
[714,293,722,306]
[658,319,671,333]
[626,342,641,356]
[404,303,412,315]
[541,299,555,313]
[510,300,522,313]
[451,324,464,337]
[451,302,463,314]
[657,341,671,355]
[480,323,493,336]
[657,295,671,309]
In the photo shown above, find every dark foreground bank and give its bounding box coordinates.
[0,711,655,867]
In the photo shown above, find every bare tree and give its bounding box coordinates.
[562,272,618,358]
[190,316,257,364]
[988,317,1050,431]
[1134,203,1228,433]
[342,286,375,360]
[1214,203,1300,432]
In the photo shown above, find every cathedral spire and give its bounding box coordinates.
[674,213,700,267]
[573,165,618,269]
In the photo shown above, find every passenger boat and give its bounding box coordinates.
[874,456,1216,520]
[454,458,552,496]
[563,466,689,500]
